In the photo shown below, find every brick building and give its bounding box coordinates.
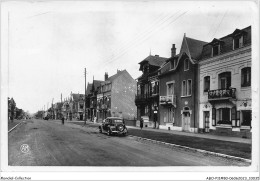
[198,26,251,138]
[96,70,137,122]
[158,35,207,132]
[135,55,168,128]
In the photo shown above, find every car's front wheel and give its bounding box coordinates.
[99,126,102,133]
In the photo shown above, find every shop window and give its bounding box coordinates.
[184,59,189,71]
[217,108,231,125]
[241,110,251,127]
[241,67,251,87]
[204,76,210,92]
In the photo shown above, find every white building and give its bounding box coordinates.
[198,26,251,138]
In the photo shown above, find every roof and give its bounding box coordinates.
[93,80,104,89]
[185,37,208,60]
[139,55,168,67]
[86,83,92,94]
[106,70,126,82]
[71,93,84,101]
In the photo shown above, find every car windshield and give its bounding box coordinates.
[113,119,123,123]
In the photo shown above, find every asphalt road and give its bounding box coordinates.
[8,119,249,166]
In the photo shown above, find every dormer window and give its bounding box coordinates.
[233,36,243,49]
[212,45,220,56]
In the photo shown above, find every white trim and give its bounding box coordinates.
[166,80,175,84]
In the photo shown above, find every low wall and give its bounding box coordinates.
[124,119,136,126]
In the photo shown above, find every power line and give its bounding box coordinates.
[97,12,179,63]
[212,10,228,38]
[101,11,188,67]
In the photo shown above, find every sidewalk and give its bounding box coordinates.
[127,126,251,144]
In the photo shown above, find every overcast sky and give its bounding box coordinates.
[1,1,257,114]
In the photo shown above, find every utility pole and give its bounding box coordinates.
[84,68,87,126]
[52,98,54,119]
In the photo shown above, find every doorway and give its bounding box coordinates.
[204,111,210,133]
[182,111,191,132]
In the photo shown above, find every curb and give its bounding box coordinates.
[128,135,251,164]
[8,121,23,133]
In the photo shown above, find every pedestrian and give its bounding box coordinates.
[61,116,65,125]
[140,118,143,130]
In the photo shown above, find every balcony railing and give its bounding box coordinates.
[160,95,176,107]
[135,94,149,104]
[208,88,236,100]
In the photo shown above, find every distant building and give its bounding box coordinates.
[135,55,168,128]
[96,70,137,122]
[54,102,63,120]
[70,93,85,120]
[198,26,251,138]
[86,79,104,121]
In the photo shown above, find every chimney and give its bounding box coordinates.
[117,69,120,73]
[105,72,108,81]
[171,44,176,57]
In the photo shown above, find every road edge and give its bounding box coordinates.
[128,135,252,164]
[8,121,23,133]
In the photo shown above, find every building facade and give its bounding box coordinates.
[135,55,167,128]
[198,26,251,138]
[158,36,207,132]
[96,70,137,122]
[86,79,104,121]
[70,93,85,120]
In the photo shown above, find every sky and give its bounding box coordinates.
[1,0,257,114]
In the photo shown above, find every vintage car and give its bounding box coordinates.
[99,117,127,136]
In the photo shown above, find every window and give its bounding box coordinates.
[212,45,220,56]
[241,67,251,87]
[167,107,175,123]
[167,83,174,95]
[184,59,189,71]
[217,108,231,125]
[219,72,231,89]
[212,108,216,126]
[170,59,177,69]
[234,36,243,49]
[187,80,192,96]
[241,110,251,127]
[151,81,159,95]
[145,105,149,115]
[204,76,210,92]
[182,80,186,96]
[79,104,83,109]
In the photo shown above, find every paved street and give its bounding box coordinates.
[8,119,249,166]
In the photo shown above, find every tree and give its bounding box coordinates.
[8,97,16,122]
